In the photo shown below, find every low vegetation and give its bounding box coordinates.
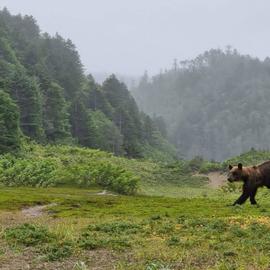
[0,143,212,196]
[1,186,270,269]
[0,146,270,268]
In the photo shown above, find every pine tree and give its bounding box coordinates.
[0,89,21,153]
[83,75,113,118]
[70,96,94,147]
[103,75,143,157]
[90,110,123,155]
[43,82,71,142]
[9,68,44,141]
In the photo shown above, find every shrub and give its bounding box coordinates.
[167,236,180,246]
[87,221,141,235]
[78,234,103,250]
[4,223,54,246]
[0,145,140,194]
[58,161,139,194]
[42,241,73,261]
[188,156,204,171]
[199,161,222,173]
[78,229,132,251]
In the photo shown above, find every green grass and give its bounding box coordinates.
[2,146,270,268]
[1,186,270,269]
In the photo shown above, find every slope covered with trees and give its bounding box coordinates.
[133,48,270,160]
[0,8,175,161]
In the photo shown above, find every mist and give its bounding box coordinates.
[1,0,270,76]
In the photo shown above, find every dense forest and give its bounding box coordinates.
[133,48,270,160]
[0,8,176,161]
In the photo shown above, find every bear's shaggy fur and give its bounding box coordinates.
[227,161,270,205]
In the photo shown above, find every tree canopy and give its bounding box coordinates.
[0,8,175,161]
[133,48,270,160]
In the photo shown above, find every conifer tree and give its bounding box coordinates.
[0,89,21,153]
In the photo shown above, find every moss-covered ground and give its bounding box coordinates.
[1,185,270,269]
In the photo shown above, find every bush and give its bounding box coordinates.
[42,241,73,261]
[199,161,222,173]
[4,223,54,246]
[87,221,141,235]
[188,156,204,171]
[78,234,103,250]
[0,157,59,187]
[0,144,140,194]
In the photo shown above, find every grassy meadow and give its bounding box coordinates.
[1,146,270,269]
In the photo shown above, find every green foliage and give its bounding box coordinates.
[188,156,204,171]
[223,148,270,168]
[145,261,172,270]
[58,159,139,195]
[9,68,44,140]
[0,144,140,194]
[42,82,71,142]
[4,222,73,261]
[4,223,53,246]
[0,156,59,187]
[42,241,73,261]
[199,160,222,173]
[141,137,177,163]
[3,186,270,268]
[0,8,175,161]
[69,96,93,147]
[90,110,124,155]
[87,221,141,234]
[134,48,270,161]
[78,221,137,251]
[73,261,88,270]
[0,90,21,153]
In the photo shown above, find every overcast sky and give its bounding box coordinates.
[1,0,270,76]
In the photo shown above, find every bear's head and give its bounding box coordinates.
[227,163,244,182]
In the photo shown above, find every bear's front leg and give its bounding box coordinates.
[233,190,250,205]
[249,188,258,205]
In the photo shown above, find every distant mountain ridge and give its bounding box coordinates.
[133,48,270,160]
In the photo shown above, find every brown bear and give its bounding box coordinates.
[227,161,270,205]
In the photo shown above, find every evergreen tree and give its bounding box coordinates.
[42,34,83,99]
[70,96,94,147]
[90,110,123,155]
[83,75,113,118]
[0,8,176,161]
[42,82,71,142]
[8,68,44,141]
[0,89,21,153]
[103,75,143,157]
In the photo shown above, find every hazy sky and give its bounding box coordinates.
[1,0,270,76]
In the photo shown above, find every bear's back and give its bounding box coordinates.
[257,161,270,179]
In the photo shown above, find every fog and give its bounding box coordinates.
[1,0,270,76]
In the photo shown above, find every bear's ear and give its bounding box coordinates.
[238,163,243,170]
[229,165,233,170]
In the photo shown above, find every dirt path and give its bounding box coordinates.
[194,171,227,188]
[97,190,117,196]
[207,172,227,188]
[21,191,116,218]
[21,203,57,218]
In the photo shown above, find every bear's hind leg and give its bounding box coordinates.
[249,188,258,205]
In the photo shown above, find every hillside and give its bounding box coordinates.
[133,48,270,160]
[0,143,212,197]
[1,147,270,269]
[0,8,176,161]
